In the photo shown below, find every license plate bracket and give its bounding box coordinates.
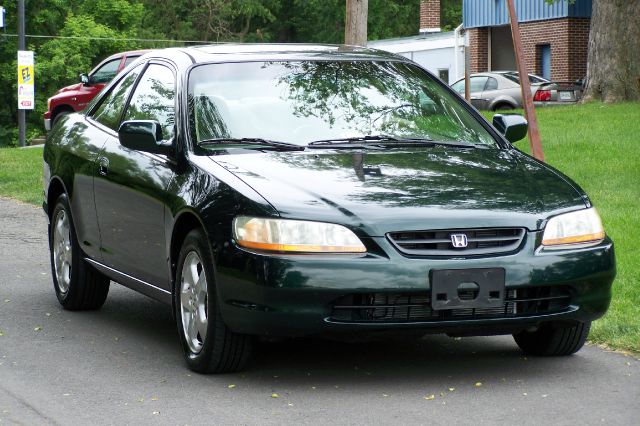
[430,268,505,311]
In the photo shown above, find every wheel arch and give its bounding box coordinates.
[46,176,68,218]
[169,209,209,292]
[51,104,75,123]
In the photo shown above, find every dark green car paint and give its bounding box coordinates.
[43,45,615,339]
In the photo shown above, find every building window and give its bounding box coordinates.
[537,44,551,80]
[438,68,450,83]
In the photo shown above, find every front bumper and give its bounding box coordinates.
[215,232,615,337]
[43,111,52,131]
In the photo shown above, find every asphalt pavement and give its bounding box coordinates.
[0,196,638,426]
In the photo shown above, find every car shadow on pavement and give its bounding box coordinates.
[68,284,602,387]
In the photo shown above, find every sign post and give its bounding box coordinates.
[0,6,6,28]
[506,0,544,162]
[17,50,35,111]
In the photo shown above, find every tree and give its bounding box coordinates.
[345,0,368,46]
[545,0,640,102]
[582,0,640,102]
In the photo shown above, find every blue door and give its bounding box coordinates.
[540,44,551,80]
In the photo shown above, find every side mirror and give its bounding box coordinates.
[493,114,528,143]
[79,73,90,85]
[118,120,173,156]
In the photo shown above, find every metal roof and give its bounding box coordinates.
[463,0,592,29]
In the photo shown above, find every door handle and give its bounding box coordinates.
[98,156,109,176]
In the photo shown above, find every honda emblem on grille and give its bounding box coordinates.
[450,233,468,248]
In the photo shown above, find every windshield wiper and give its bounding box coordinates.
[198,138,305,151]
[308,135,403,146]
[307,135,485,149]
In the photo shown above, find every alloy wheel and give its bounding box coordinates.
[52,209,72,294]
[180,251,208,354]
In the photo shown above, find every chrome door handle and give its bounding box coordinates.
[98,156,109,176]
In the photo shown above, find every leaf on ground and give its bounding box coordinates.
[522,393,528,396]
[45,313,51,317]
[152,411,160,415]
[4,299,10,303]
[271,393,279,398]
[382,394,389,397]
[228,384,236,389]
[151,396,158,401]
[0,331,4,336]
[448,387,455,392]
[424,394,435,400]
[137,398,144,403]
[474,382,482,387]
[34,326,43,332]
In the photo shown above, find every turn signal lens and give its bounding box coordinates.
[542,208,605,247]
[233,217,366,253]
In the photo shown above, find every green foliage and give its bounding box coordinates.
[0,0,462,146]
[441,0,462,31]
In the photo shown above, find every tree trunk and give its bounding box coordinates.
[345,0,368,46]
[583,0,640,102]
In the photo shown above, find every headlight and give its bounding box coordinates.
[542,208,605,247]
[233,216,366,253]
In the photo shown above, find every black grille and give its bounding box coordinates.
[387,228,526,256]
[330,286,572,323]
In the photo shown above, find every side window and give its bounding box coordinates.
[91,65,142,131]
[485,77,498,91]
[123,55,140,68]
[469,76,489,93]
[91,59,121,84]
[451,80,464,93]
[122,64,176,140]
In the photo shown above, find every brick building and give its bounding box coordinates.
[464,0,592,81]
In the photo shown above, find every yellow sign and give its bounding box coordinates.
[17,51,35,110]
[19,65,34,85]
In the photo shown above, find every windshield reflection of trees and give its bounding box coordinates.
[271,61,492,144]
[190,61,494,145]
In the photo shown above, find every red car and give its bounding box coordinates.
[44,50,149,131]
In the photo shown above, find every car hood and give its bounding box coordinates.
[55,83,83,95]
[209,148,586,236]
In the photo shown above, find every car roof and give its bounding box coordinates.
[103,49,153,62]
[144,44,406,64]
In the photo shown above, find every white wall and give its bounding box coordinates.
[368,35,465,84]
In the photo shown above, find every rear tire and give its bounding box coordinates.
[494,103,514,111]
[513,321,591,356]
[174,229,252,373]
[49,194,110,310]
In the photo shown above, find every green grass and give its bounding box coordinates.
[490,102,640,353]
[1,102,639,352]
[0,146,43,205]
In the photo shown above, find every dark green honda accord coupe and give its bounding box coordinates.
[43,44,615,373]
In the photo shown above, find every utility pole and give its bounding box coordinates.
[345,0,368,46]
[506,0,544,161]
[18,0,26,147]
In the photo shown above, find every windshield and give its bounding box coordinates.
[188,61,497,147]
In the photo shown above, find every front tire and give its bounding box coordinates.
[513,321,591,356]
[174,229,252,373]
[49,194,110,310]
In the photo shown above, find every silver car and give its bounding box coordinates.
[451,72,549,111]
